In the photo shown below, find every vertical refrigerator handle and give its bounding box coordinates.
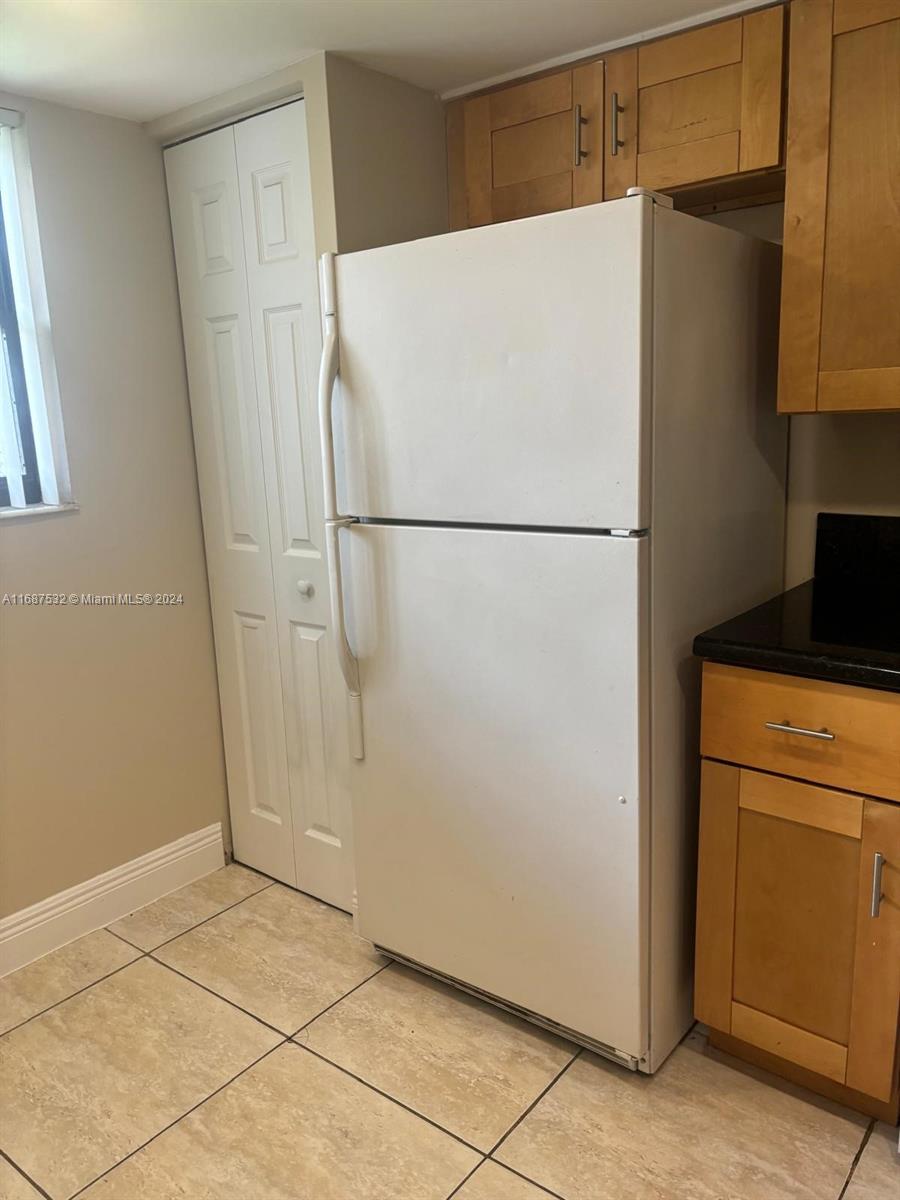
[318,253,340,526]
[318,252,364,760]
[325,520,364,761]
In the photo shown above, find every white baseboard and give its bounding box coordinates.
[0,823,224,977]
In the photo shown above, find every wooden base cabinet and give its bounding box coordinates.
[695,667,900,1118]
[778,0,900,412]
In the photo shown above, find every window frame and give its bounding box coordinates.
[0,108,73,517]
[0,188,42,507]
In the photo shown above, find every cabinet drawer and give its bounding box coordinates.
[700,663,900,801]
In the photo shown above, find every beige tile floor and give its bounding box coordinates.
[0,864,894,1200]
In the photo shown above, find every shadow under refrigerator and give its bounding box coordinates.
[318,192,787,1073]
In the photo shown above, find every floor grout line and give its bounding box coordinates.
[290,960,391,1039]
[487,1046,582,1160]
[230,866,357,921]
[105,927,149,952]
[119,878,276,954]
[0,953,149,1040]
[294,1041,487,1156]
[836,1119,875,1200]
[148,955,288,1037]
[443,1153,567,1200]
[149,949,391,1042]
[0,1147,53,1200]
[444,1155,488,1198]
[0,866,276,1041]
[488,1159,569,1199]
[2,858,359,1025]
[108,869,378,1039]
[67,1039,290,1198]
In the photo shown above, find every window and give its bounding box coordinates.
[0,109,71,514]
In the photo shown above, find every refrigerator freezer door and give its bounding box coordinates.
[333,198,651,531]
[344,523,649,1059]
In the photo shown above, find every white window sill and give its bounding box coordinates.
[0,500,79,522]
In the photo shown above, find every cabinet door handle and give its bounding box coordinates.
[871,852,885,919]
[573,104,588,166]
[764,720,836,741]
[610,91,625,156]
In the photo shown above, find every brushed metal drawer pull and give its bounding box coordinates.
[573,103,588,166]
[764,720,836,741]
[870,852,885,919]
[610,91,625,156]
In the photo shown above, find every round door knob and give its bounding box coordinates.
[296,580,314,597]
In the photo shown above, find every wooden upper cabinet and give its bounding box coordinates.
[603,7,786,198]
[447,63,604,229]
[778,0,900,413]
[447,8,786,228]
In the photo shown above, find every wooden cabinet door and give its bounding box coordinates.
[779,0,900,412]
[603,48,638,199]
[447,64,604,228]
[605,7,784,197]
[696,762,900,1101]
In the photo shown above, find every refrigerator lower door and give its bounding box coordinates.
[333,197,651,531]
[344,523,649,1060]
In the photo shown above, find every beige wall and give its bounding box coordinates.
[325,54,448,253]
[0,94,228,917]
[783,413,900,586]
[704,202,900,587]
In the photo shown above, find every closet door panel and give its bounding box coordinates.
[234,103,354,910]
[165,128,297,885]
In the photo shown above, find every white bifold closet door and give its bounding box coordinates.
[165,102,353,908]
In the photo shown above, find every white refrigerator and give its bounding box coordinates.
[318,192,786,1073]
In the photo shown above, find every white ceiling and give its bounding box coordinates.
[0,0,760,124]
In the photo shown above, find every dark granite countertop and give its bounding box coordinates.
[693,513,900,693]
[693,579,900,691]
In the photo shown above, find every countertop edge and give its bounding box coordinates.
[692,638,900,694]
